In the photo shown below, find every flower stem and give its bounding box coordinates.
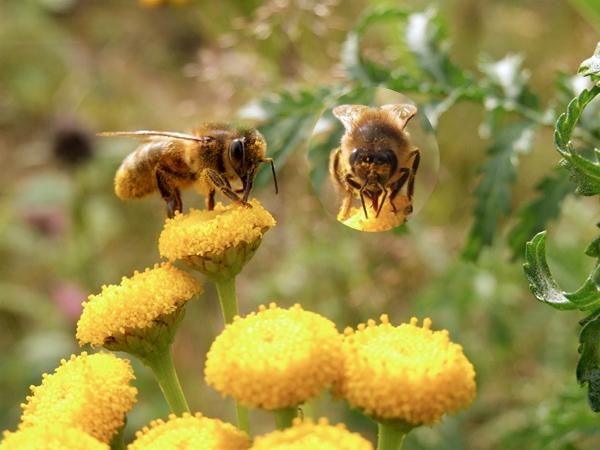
[214,276,250,434]
[215,276,240,324]
[144,346,190,415]
[274,406,297,430]
[377,422,407,450]
[109,421,126,450]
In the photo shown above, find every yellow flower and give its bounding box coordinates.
[139,0,189,7]
[250,418,373,450]
[76,263,202,347]
[158,200,276,280]
[205,303,343,410]
[337,316,476,425]
[19,352,137,443]
[339,197,411,232]
[1,425,108,450]
[128,412,249,450]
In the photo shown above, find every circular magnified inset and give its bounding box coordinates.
[307,86,439,232]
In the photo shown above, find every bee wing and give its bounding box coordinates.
[380,104,418,130]
[332,105,370,131]
[97,130,212,143]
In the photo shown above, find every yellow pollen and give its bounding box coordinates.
[339,198,410,232]
[1,425,108,450]
[76,263,201,347]
[337,317,476,425]
[250,418,373,450]
[205,304,343,410]
[158,199,276,261]
[128,412,249,450]
[18,352,137,443]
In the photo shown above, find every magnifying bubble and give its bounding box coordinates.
[307,86,439,232]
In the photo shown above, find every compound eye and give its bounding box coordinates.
[229,139,245,162]
[349,148,365,166]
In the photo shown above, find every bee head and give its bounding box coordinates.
[349,147,398,185]
[228,129,278,201]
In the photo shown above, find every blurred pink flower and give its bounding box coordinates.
[51,281,86,321]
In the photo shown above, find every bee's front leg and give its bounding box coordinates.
[388,168,410,214]
[206,189,216,210]
[203,168,251,208]
[406,149,421,202]
[156,168,182,218]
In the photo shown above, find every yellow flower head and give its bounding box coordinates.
[340,197,411,232]
[128,412,249,450]
[337,316,476,425]
[1,425,108,450]
[158,200,276,280]
[19,352,137,443]
[250,418,373,450]
[205,303,342,410]
[76,263,202,347]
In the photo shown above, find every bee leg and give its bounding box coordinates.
[339,192,354,220]
[406,149,421,202]
[206,190,216,210]
[203,168,250,208]
[376,188,388,218]
[156,168,182,218]
[388,168,410,214]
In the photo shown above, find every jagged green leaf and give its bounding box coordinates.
[462,122,535,261]
[523,231,600,311]
[577,309,600,412]
[507,169,574,259]
[237,87,333,186]
[579,42,600,84]
[554,85,600,195]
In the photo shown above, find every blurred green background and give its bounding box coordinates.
[1,0,600,448]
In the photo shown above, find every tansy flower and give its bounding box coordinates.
[340,197,411,232]
[76,263,201,347]
[158,200,276,281]
[337,315,476,426]
[18,352,137,443]
[128,412,249,450]
[250,418,373,450]
[205,303,343,411]
[1,425,108,450]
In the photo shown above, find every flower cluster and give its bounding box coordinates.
[76,263,201,347]
[337,315,476,425]
[250,418,373,450]
[18,352,137,443]
[129,413,249,450]
[205,303,342,410]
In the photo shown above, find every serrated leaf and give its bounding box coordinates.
[462,122,535,261]
[579,42,600,84]
[237,87,333,187]
[577,310,600,412]
[523,231,600,311]
[507,169,573,259]
[479,54,530,103]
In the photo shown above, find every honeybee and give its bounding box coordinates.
[100,124,278,218]
[329,104,420,221]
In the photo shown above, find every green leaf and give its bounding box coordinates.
[554,85,600,195]
[523,231,600,311]
[237,87,333,187]
[462,122,535,261]
[579,42,600,84]
[507,169,574,259]
[577,310,600,412]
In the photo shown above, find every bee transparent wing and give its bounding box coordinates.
[332,105,370,131]
[380,104,418,130]
[97,130,212,143]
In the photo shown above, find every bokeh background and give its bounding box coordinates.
[1,0,599,448]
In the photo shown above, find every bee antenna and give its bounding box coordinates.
[262,158,279,195]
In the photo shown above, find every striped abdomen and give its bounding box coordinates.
[114,142,165,199]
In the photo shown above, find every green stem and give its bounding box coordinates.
[109,422,126,450]
[274,406,297,430]
[214,276,250,434]
[215,276,240,324]
[145,346,190,415]
[377,422,407,450]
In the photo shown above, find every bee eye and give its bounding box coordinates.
[229,139,245,162]
[350,148,365,166]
